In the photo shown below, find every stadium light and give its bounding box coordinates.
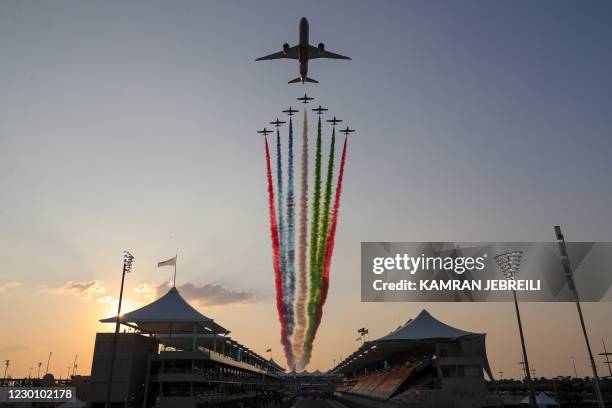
[494,251,536,408]
[2,360,9,386]
[554,226,605,408]
[105,251,134,408]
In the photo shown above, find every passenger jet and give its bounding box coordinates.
[256,17,351,84]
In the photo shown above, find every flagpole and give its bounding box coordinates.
[173,252,177,287]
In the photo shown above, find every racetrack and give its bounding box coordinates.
[291,397,349,408]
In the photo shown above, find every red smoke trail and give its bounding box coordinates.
[313,136,348,338]
[265,137,294,366]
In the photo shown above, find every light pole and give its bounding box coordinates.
[105,251,134,408]
[554,226,605,408]
[495,251,537,407]
[3,360,9,385]
[571,356,578,378]
[45,352,52,375]
[37,362,41,379]
[600,339,612,378]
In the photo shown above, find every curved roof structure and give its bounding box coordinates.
[332,309,493,381]
[378,310,475,341]
[100,287,228,334]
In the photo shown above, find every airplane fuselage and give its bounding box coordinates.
[298,17,309,80]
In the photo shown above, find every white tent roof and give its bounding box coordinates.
[521,392,559,407]
[332,309,494,381]
[379,310,475,341]
[100,287,228,334]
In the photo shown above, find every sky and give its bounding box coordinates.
[1,0,611,379]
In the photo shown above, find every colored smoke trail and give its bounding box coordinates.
[316,127,336,283]
[308,115,323,292]
[301,116,325,367]
[285,117,296,339]
[265,137,294,367]
[275,129,287,308]
[276,127,293,341]
[293,109,309,364]
[314,135,348,337]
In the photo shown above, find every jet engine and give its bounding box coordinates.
[283,43,290,54]
[318,43,325,54]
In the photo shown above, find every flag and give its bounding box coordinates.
[266,348,272,353]
[158,256,176,267]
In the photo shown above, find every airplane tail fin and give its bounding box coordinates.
[288,76,319,84]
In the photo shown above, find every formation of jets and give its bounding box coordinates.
[256,19,356,137]
[256,17,351,84]
[258,94,354,138]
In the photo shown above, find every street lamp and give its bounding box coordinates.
[554,226,605,408]
[105,251,134,408]
[495,251,537,408]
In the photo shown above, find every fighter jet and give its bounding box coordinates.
[282,106,299,116]
[340,127,355,136]
[326,116,342,126]
[270,118,286,128]
[257,128,273,136]
[256,17,351,84]
[312,105,328,115]
[298,94,314,104]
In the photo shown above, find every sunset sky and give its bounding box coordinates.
[1,0,611,379]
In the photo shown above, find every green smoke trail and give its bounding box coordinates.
[316,126,336,281]
[301,122,337,367]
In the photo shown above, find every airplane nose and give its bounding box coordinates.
[300,17,308,26]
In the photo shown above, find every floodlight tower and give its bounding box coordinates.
[2,360,8,385]
[554,226,605,408]
[105,251,134,408]
[494,251,536,407]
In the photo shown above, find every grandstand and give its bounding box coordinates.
[282,370,342,397]
[331,310,501,408]
[88,287,284,408]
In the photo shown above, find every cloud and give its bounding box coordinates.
[134,282,255,306]
[95,295,116,304]
[47,280,106,300]
[0,282,21,293]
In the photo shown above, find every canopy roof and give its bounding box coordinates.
[379,310,475,341]
[332,310,493,380]
[100,287,228,334]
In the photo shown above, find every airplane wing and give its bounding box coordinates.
[308,45,351,60]
[256,46,299,61]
